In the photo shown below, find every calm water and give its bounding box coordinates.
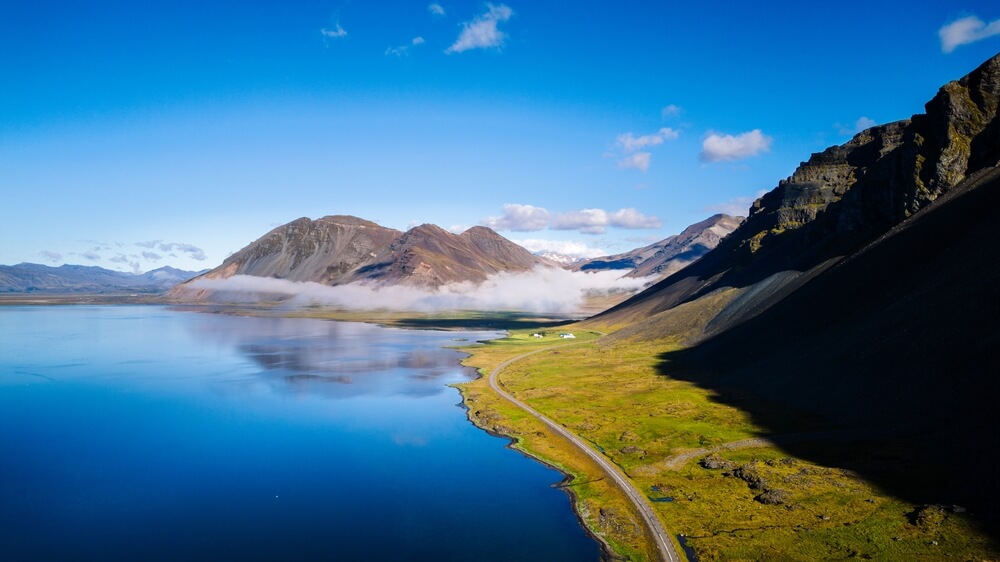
[0,306,600,561]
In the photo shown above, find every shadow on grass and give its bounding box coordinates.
[650,170,1000,543]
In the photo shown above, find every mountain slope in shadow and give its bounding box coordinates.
[657,165,1000,529]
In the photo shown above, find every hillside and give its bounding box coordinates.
[573,214,743,280]
[594,52,1000,342]
[0,263,205,293]
[587,53,1000,532]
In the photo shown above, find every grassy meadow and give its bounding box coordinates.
[457,328,997,561]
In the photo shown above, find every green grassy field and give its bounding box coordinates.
[458,328,998,561]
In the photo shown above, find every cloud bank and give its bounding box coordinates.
[700,129,772,162]
[189,267,652,315]
[481,204,661,235]
[511,239,607,261]
[446,3,513,53]
[481,203,551,231]
[939,15,1000,53]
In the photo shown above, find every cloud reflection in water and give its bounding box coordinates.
[182,314,499,399]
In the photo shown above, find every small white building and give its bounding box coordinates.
[531,333,544,338]
[558,333,576,339]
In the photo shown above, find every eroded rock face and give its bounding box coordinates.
[741,53,1000,260]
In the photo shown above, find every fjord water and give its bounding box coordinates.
[0,306,599,561]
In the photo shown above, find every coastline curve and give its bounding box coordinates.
[486,341,683,562]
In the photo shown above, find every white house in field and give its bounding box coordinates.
[558,333,576,339]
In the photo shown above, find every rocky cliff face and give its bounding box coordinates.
[171,216,552,299]
[737,53,1000,264]
[594,53,1000,338]
[573,214,743,280]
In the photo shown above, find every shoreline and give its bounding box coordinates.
[455,335,672,561]
[452,379,618,562]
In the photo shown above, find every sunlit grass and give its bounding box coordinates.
[458,327,998,561]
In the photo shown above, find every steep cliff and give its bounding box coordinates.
[594,53,1000,341]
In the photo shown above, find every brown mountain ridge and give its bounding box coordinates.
[170,216,552,300]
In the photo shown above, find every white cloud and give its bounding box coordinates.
[321,24,348,39]
[661,104,682,118]
[147,242,207,261]
[189,267,653,315]
[854,116,876,131]
[704,191,766,217]
[617,127,679,152]
[445,3,513,54]
[428,3,445,16]
[387,36,427,56]
[700,129,772,162]
[480,203,551,231]
[551,207,661,234]
[39,250,62,262]
[482,204,660,234]
[939,15,1000,53]
[837,116,877,135]
[552,209,609,234]
[142,251,163,261]
[81,251,101,261]
[617,152,651,172]
[511,239,607,261]
[609,208,661,229]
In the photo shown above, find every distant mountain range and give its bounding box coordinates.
[169,212,741,302]
[0,264,206,293]
[571,213,742,279]
[589,53,1000,525]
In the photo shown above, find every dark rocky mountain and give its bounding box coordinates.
[0,263,206,293]
[595,52,1000,340]
[171,216,552,299]
[589,54,1000,533]
[572,214,743,279]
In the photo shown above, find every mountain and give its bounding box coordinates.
[595,52,1000,340]
[171,217,552,299]
[572,214,743,279]
[355,224,550,286]
[589,54,1000,529]
[0,263,206,293]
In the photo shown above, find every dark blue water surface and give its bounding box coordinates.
[0,306,600,561]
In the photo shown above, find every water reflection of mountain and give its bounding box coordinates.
[181,313,499,399]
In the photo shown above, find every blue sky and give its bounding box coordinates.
[2,1,999,272]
